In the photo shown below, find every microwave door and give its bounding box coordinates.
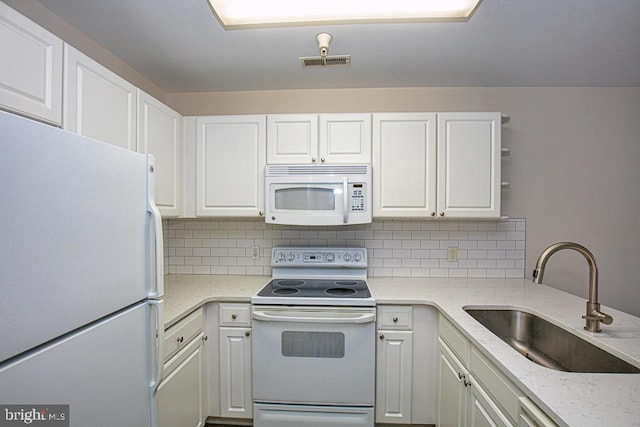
[269,183,345,225]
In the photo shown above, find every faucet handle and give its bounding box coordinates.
[583,311,613,325]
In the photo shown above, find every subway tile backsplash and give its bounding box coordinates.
[163,219,526,278]
[163,218,525,279]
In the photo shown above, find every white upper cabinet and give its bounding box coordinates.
[137,90,182,217]
[373,113,438,217]
[196,115,266,217]
[0,3,63,125]
[373,112,502,219]
[64,44,137,150]
[437,112,501,218]
[267,113,371,164]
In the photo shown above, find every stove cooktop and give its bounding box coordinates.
[257,278,371,299]
[252,247,375,306]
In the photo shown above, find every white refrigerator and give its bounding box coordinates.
[0,110,164,426]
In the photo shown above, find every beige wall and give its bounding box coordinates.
[168,87,640,317]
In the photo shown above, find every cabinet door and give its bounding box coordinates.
[373,113,437,217]
[64,44,137,150]
[267,114,318,163]
[436,339,468,427]
[137,90,182,217]
[0,3,62,125]
[319,113,371,163]
[157,334,206,427]
[437,112,501,218]
[376,330,413,424]
[219,327,252,419]
[467,376,512,427]
[196,115,265,217]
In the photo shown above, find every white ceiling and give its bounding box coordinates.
[36,0,640,93]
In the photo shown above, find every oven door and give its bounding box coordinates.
[251,306,376,406]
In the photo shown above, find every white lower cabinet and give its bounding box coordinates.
[157,308,207,427]
[436,315,556,427]
[218,303,253,419]
[376,305,438,425]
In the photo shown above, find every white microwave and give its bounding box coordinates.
[265,164,372,226]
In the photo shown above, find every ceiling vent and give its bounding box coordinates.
[299,33,351,67]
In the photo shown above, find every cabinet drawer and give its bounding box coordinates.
[438,315,469,364]
[377,305,413,329]
[469,346,522,424]
[164,307,204,361]
[219,303,251,327]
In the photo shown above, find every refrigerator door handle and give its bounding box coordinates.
[148,299,164,427]
[146,155,164,298]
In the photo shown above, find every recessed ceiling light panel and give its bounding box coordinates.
[208,0,482,29]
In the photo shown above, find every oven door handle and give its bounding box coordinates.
[252,310,375,324]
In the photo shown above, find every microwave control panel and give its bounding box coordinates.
[349,183,366,212]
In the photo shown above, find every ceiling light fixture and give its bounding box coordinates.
[208,0,482,29]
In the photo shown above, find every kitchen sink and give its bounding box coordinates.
[464,308,640,373]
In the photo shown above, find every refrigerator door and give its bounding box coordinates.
[0,301,157,427]
[0,111,157,362]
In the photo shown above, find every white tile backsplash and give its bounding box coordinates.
[163,218,526,278]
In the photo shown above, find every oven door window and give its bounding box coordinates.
[281,331,345,358]
[274,187,336,211]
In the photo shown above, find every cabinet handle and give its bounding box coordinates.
[392,316,399,323]
[231,314,237,320]
[458,372,466,380]
[177,336,184,344]
[379,334,385,340]
[464,379,472,387]
[245,331,251,337]
[320,157,325,163]
[311,157,317,162]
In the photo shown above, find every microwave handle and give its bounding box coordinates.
[343,178,348,224]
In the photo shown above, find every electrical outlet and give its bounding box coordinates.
[447,246,458,262]
[251,246,260,260]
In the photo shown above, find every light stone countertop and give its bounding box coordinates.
[163,274,640,427]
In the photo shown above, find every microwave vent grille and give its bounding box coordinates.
[267,164,370,176]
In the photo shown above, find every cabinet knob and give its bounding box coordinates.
[320,157,326,163]
[312,157,317,162]
[231,314,237,320]
[392,316,399,323]
[245,331,251,337]
[431,212,436,217]
[202,335,208,341]
[379,334,385,340]
[458,372,466,380]
[439,212,445,217]
[177,336,184,343]
[464,379,472,387]
[258,211,264,216]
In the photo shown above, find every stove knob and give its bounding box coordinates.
[344,253,352,262]
[277,252,285,261]
[287,252,295,261]
[354,253,362,262]
[325,254,335,262]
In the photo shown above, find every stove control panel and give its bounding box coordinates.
[272,247,367,268]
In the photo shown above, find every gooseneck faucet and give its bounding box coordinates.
[532,242,613,333]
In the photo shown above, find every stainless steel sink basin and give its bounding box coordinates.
[464,308,640,373]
